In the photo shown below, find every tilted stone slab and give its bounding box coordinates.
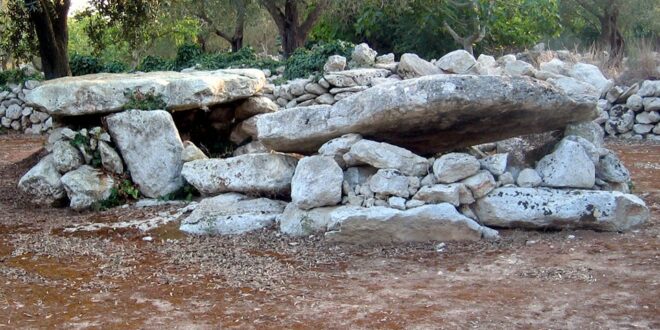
[257,75,597,155]
[181,153,298,196]
[473,187,648,231]
[25,69,266,116]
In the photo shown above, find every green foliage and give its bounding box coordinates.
[137,45,280,72]
[175,43,203,69]
[0,68,42,87]
[69,54,104,76]
[138,55,176,72]
[0,1,39,63]
[69,133,103,168]
[0,127,7,135]
[158,184,199,202]
[283,40,354,80]
[96,179,141,210]
[123,88,167,111]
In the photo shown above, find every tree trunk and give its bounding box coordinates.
[599,7,624,66]
[26,0,71,79]
[231,38,243,52]
[261,0,328,58]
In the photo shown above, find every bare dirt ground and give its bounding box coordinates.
[0,132,658,329]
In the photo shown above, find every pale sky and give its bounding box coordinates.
[70,0,90,15]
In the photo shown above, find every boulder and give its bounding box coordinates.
[232,140,269,156]
[351,43,378,67]
[326,204,498,244]
[479,153,508,176]
[565,121,605,147]
[291,156,343,210]
[181,153,298,196]
[368,169,410,198]
[637,80,660,97]
[473,187,648,231]
[235,96,278,121]
[536,139,595,189]
[433,153,480,183]
[278,204,339,236]
[547,76,600,100]
[626,94,643,111]
[181,141,208,162]
[539,58,569,76]
[323,68,390,87]
[344,166,377,189]
[18,155,66,205]
[397,53,442,79]
[318,133,363,168]
[435,50,476,73]
[25,69,266,116]
[257,75,597,155]
[643,97,660,112]
[52,140,84,173]
[180,193,287,235]
[569,63,613,96]
[60,165,115,210]
[596,151,630,183]
[98,141,124,174]
[504,60,536,77]
[107,110,184,198]
[474,54,501,75]
[516,168,542,188]
[343,140,428,176]
[324,55,347,72]
[413,184,463,206]
[461,171,496,199]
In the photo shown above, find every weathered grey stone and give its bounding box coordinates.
[61,165,115,211]
[473,187,648,231]
[636,111,660,124]
[368,169,410,198]
[479,153,508,176]
[547,76,600,100]
[433,153,480,184]
[460,171,496,199]
[305,82,327,95]
[257,75,597,155]
[329,86,368,94]
[52,140,84,173]
[626,94,643,112]
[435,50,476,73]
[377,53,395,65]
[5,104,21,120]
[180,193,286,235]
[536,139,595,189]
[351,43,378,67]
[539,58,569,76]
[569,63,613,95]
[504,60,536,77]
[278,204,339,236]
[344,166,377,189]
[315,93,335,105]
[106,110,184,198]
[517,168,542,188]
[291,156,343,210]
[565,121,605,147]
[474,54,501,75]
[633,124,654,134]
[326,204,499,244]
[182,153,298,196]
[413,183,462,206]
[324,55,347,72]
[388,196,407,210]
[563,135,601,166]
[98,141,124,174]
[397,53,442,79]
[18,155,66,205]
[318,133,362,168]
[638,80,660,97]
[181,141,208,162]
[26,69,266,116]
[229,116,258,145]
[596,151,630,183]
[235,96,278,121]
[344,140,428,176]
[232,140,269,156]
[323,68,390,88]
[498,171,515,186]
[643,97,660,112]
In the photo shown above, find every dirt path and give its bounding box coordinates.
[0,134,658,329]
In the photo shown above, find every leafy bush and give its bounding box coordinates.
[69,133,102,168]
[159,184,199,202]
[138,55,176,72]
[95,179,141,210]
[196,47,280,71]
[102,61,129,73]
[0,67,42,86]
[70,54,129,76]
[283,40,354,80]
[175,43,204,69]
[123,88,167,110]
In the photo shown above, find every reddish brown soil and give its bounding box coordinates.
[0,134,658,329]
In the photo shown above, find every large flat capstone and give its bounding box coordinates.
[25,69,265,116]
[257,75,597,154]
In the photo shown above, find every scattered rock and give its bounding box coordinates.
[433,153,480,184]
[368,169,410,198]
[291,156,343,210]
[235,96,278,121]
[98,141,124,174]
[18,155,66,205]
[435,50,476,73]
[536,139,595,189]
[460,171,496,199]
[61,165,115,210]
[517,168,542,188]
[181,141,208,162]
[52,140,84,173]
[397,53,442,79]
[344,140,428,176]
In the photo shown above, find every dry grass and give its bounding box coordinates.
[617,38,660,85]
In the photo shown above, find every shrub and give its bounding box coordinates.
[283,40,354,80]
[69,133,102,168]
[95,179,141,210]
[175,43,204,69]
[123,88,167,110]
[0,67,42,86]
[69,54,105,76]
[196,47,280,71]
[138,55,175,72]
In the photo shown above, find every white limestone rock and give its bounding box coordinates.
[291,156,343,210]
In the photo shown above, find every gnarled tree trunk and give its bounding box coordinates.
[260,0,328,58]
[25,0,71,79]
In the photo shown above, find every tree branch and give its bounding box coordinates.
[260,0,285,33]
[573,0,603,20]
[300,0,329,35]
[443,21,464,44]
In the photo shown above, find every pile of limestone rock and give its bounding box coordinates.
[597,80,660,140]
[0,80,52,134]
[17,49,650,244]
